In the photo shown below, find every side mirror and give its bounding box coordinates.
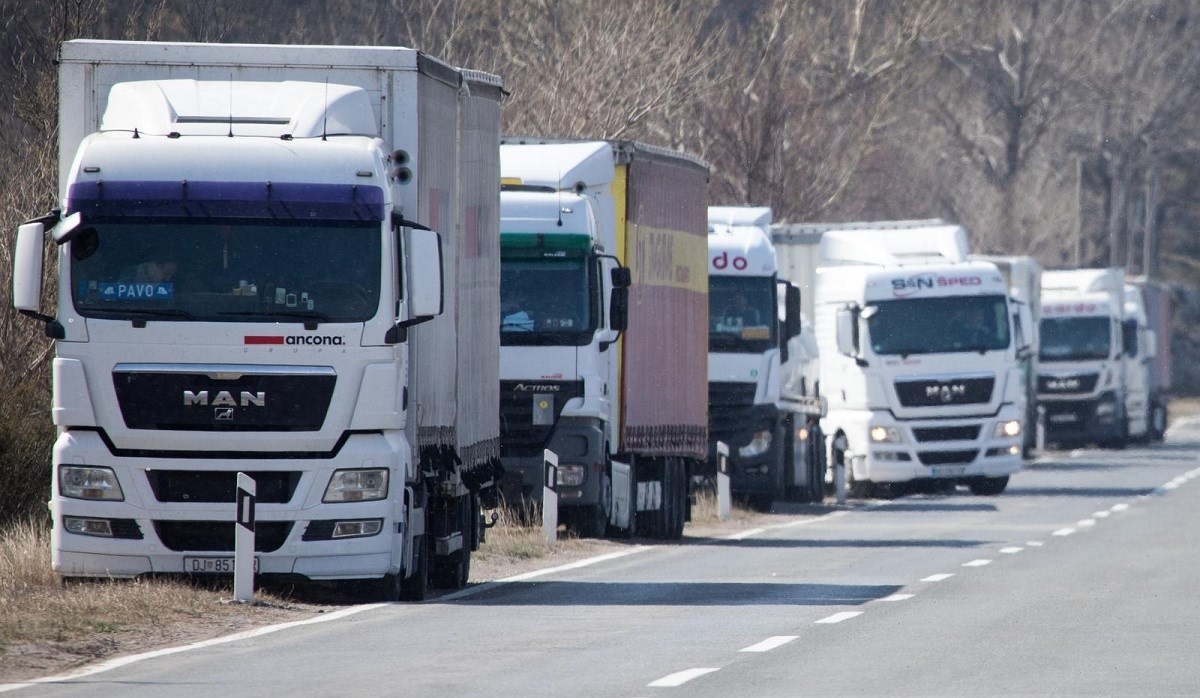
[13,222,45,315]
[608,267,630,333]
[835,306,859,358]
[784,284,802,340]
[402,227,444,323]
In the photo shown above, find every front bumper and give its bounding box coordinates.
[50,429,405,580]
[842,409,1025,483]
[1039,394,1121,444]
[707,404,783,497]
[499,417,606,507]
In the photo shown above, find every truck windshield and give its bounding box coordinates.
[709,276,777,353]
[69,220,381,323]
[867,295,1010,356]
[500,254,595,346]
[1040,317,1112,361]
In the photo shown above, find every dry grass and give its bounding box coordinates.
[1170,397,1200,424]
[0,518,299,664]
[687,485,759,526]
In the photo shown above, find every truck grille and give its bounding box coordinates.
[917,450,979,466]
[708,382,758,428]
[912,425,980,442]
[499,380,584,457]
[112,366,336,432]
[153,521,292,552]
[895,377,994,407]
[146,470,302,504]
[1038,373,1099,394]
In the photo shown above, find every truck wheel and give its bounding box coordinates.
[667,459,687,539]
[571,472,611,538]
[968,476,1009,496]
[398,534,430,601]
[807,426,826,503]
[1151,404,1168,441]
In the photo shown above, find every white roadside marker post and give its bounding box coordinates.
[716,441,731,521]
[1035,405,1046,453]
[834,436,847,505]
[543,449,558,545]
[233,472,256,604]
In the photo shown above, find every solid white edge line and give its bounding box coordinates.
[647,668,721,687]
[921,573,954,582]
[0,604,386,693]
[879,593,914,602]
[815,611,863,624]
[740,635,799,653]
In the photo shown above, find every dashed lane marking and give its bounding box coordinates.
[1026,541,1045,547]
[648,668,720,687]
[1077,519,1096,527]
[879,593,914,602]
[1053,527,1076,536]
[1111,503,1130,512]
[1093,511,1111,518]
[921,573,954,582]
[999,547,1023,554]
[962,559,992,567]
[815,611,863,624]
[740,636,799,653]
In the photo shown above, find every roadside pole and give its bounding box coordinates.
[233,473,256,604]
[716,441,731,521]
[1036,405,1047,453]
[834,436,847,505]
[543,449,558,544]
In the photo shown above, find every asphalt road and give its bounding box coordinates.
[15,423,1200,697]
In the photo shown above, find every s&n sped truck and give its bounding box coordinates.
[11,40,503,599]
[816,223,1027,496]
[497,140,709,539]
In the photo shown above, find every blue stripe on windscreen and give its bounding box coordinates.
[67,180,386,222]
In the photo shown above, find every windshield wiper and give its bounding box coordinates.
[217,310,332,324]
[87,308,194,321]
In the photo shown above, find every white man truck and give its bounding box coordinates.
[10,40,503,600]
[496,140,710,539]
[706,207,822,508]
[816,224,1026,496]
[1038,269,1133,448]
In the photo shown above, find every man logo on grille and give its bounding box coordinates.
[926,384,966,403]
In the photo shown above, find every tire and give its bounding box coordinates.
[968,475,1009,496]
[570,471,611,539]
[398,534,430,601]
[807,426,826,503]
[1150,404,1168,442]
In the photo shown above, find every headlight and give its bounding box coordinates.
[739,430,773,457]
[323,468,389,502]
[1095,399,1117,417]
[993,420,1022,438]
[59,466,124,501]
[556,464,586,487]
[869,426,901,443]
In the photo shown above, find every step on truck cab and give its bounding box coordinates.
[497,139,710,539]
[706,207,822,509]
[10,40,503,600]
[1038,269,1129,448]
[816,223,1027,496]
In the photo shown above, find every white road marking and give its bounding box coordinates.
[1111,503,1130,512]
[1026,541,1045,547]
[1077,519,1096,527]
[1053,527,1076,536]
[879,593,914,602]
[727,527,767,540]
[962,559,992,567]
[921,573,954,582]
[1093,511,1111,518]
[815,611,863,624]
[725,508,853,541]
[740,635,799,653]
[1163,482,1180,490]
[999,547,1023,554]
[648,668,720,687]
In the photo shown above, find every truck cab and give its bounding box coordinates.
[816,226,1026,496]
[1038,269,1128,447]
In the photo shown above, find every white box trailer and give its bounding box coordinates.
[16,40,502,599]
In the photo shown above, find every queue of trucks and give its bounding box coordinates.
[9,40,1177,595]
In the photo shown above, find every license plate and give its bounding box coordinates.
[930,466,966,478]
[184,556,259,574]
[1049,413,1077,423]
